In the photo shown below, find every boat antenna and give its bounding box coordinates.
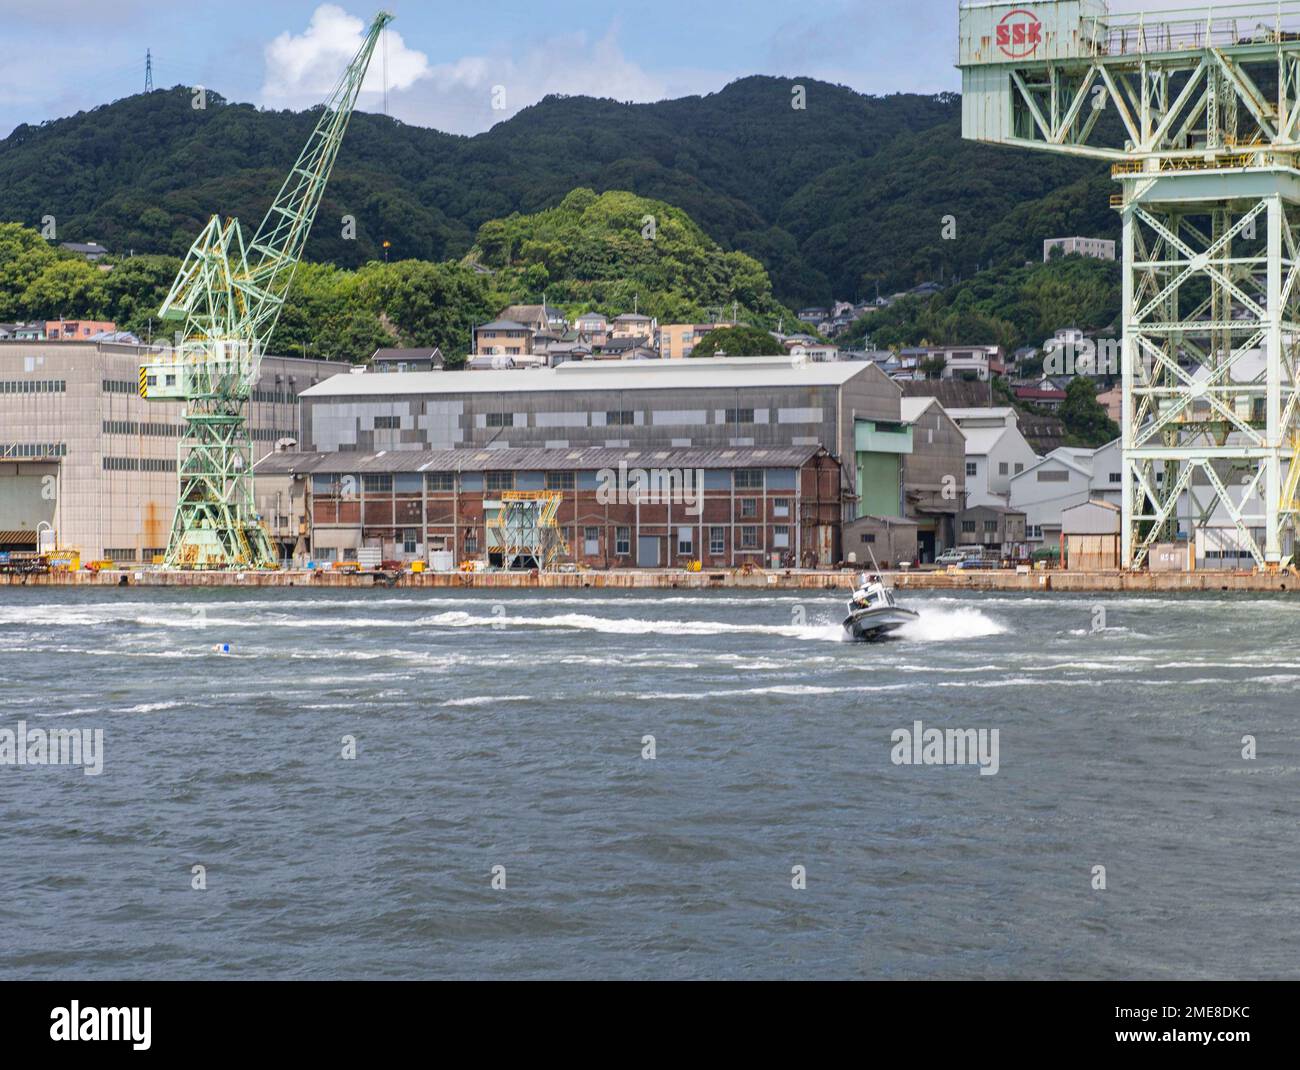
[866,542,882,578]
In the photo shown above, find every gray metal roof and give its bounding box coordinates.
[371,347,442,360]
[300,355,878,397]
[255,443,826,476]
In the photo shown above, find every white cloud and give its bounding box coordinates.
[261,4,430,103]
[388,25,715,135]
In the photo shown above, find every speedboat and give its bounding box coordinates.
[841,571,918,641]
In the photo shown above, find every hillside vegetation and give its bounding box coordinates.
[0,187,799,362]
[0,78,1117,304]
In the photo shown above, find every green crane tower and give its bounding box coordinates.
[139,11,393,569]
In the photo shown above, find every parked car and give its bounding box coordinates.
[934,548,970,566]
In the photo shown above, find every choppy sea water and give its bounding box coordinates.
[0,586,1297,980]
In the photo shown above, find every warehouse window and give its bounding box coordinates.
[725,408,755,424]
[426,472,454,492]
[740,498,757,518]
[773,525,789,548]
[677,527,693,555]
[984,520,998,534]
[403,530,418,554]
[734,469,763,490]
[860,533,876,544]
[464,530,479,554]
[962,520,976,533]
[584,527,600,555]
[546,471,575,490]
[362,474,392,493]
[616,527,631,555]
[605,410,634,426]
[709,527,725,555]
[740,526,759,549]
[485,412,512,428]
[1037,469,1069,483]
[485,471,513,492]
[773,498,790,517]
[374,415,400,430]
[966,462,977,477]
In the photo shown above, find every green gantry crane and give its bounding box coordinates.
[139,11,393,568]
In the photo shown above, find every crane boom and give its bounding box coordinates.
[141,11,393,569]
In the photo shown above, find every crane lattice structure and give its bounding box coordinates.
[489,492,571,571]
[139,12,392,568]
[958,0,1300,568]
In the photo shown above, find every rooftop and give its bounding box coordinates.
[300,355,882,397]
[255,443,826,476]
[961,426,1011,457]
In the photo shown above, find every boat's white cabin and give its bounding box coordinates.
[850,575,894,609]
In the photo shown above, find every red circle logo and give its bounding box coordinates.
[996,9,1042,59]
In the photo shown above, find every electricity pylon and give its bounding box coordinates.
[958,1,1300,568]
[139,12,392,568]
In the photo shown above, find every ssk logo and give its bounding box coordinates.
[996,9,1042,58]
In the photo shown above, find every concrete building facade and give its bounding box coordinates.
[0,341,348,561]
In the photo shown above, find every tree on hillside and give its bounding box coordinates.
[689,325,782,357]
[1060,377,1119,446]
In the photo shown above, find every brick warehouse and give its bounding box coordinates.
[254,445,844,569]
[293,356,968,563]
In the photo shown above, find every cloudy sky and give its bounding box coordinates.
[0,0,1204,138]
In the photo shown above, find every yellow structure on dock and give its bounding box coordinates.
[488,491,570,571]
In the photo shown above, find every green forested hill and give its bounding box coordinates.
[0,186,800,363]
[0,77,1117,304]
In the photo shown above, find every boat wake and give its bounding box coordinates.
[415,609,847,640]
[894,606,1007,641]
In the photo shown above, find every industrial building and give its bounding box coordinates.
[296,356,968,563]
[0,340,348,562]
[254,444,843,569]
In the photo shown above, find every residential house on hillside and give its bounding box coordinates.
[59,241,110,261]
[500,304,567,334]
[592,336,658,360]
[1043,236,1116,261]
[1097,383,1122,422]
[610,312,656,342]
[903,345,1004,382]
[660,323,727,359]
[473,319,533,357]
[789,342,840,362]
[574,312,609,345]
[46,319,116,340]
[369,347,443,373]
[1013,383,1067,410]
